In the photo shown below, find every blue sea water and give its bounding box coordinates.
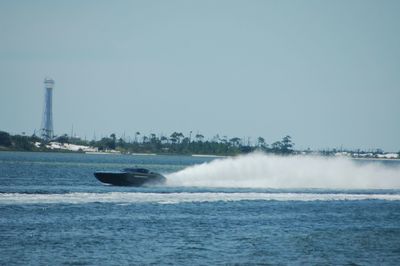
[0,151,400,265]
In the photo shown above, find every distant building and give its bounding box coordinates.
[40,78,55,140]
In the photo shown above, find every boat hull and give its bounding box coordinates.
[94,171,166,186]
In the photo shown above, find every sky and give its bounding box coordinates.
[0,0,399,151]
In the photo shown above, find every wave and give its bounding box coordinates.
[166,153,400,189]
[1,192,400,205]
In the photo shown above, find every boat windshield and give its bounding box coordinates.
[123,168,150,174]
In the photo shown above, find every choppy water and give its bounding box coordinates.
[1,151,400,265]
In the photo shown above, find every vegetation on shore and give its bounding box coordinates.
[1,130,398,159]
[0,131,42,152]
[88,133,294,155]
[0,130,294,155]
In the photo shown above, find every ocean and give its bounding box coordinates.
[0,151,400,265]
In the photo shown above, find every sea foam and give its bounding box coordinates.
[1,192,400,205]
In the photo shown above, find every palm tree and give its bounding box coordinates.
[135,132,140,143]
[176,132,184,143]
[271,141,283,153]
[195,134,204,142]
[229,137,241,147]
[170,132,178,144]
[221,135,228,144]
[150,133,157,142]
[281,135,294,153]
[170,132,185,144]
[110,133,117,149]
[160,136,168,144]
[257,137,265,147]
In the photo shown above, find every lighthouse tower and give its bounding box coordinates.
[40,78,55,141]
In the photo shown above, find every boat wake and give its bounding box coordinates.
[166,153,400,189]
[1,191,400,205]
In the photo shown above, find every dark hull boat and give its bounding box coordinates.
[94,168,166,186]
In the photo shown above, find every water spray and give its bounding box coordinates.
[166,152,400,189]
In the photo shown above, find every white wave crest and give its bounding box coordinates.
[1,192,400,205]
[166,153,400,189]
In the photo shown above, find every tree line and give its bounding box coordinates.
[0,130,295,155]
[0,131,41,151]
[1,130,398,158]
[74,132,294,155]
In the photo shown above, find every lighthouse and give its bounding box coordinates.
[40,78,55,141]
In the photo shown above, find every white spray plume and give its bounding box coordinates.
[166,152,400,189]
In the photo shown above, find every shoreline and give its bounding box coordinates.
[0,149,399,160]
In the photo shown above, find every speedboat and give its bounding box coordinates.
[94,168,166,186]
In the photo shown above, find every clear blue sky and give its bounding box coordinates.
[0,0,399,151]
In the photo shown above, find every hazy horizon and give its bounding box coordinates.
[0,0,399,151]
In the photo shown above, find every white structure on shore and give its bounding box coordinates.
[40,78,55,140]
